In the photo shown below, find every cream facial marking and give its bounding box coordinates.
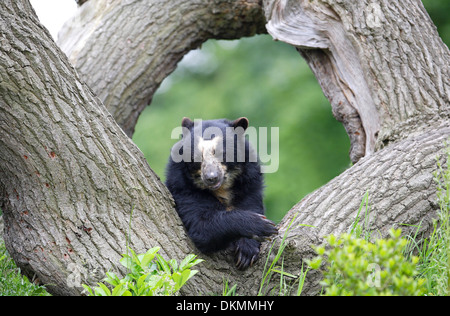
[196,136,225,190]
[197,136,221,160]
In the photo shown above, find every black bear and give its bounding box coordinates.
[165,117,277,270]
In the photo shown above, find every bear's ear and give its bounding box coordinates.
[232,117,249,131]
[181,117,194,129]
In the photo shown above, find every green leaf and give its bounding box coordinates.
[306,257,322,270]
[147,247,161,255]
[179,254,203,271]
[173,269,198,292]
[271,268,297,278]
[129,248,141,266]
[315,246,325,256]
[223,283,238,296]
[168,259,178,272]
[81,248,201,296]
[122,290,132,296]
[120,257,133,269]
[96,283,112,296]
[172,272,182,287]
[156,253,171,274]
[136,273,149,290]
[179,254,196,270]
[296,224,316,228]
[82,284,94,296]
[127,282,138,295]
[183,270,199,285]
[111,283,128,296]
[141,252,156,268]
[104,272,121,287]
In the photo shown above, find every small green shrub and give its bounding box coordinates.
[308,228,426,296]
[82,247,203,296]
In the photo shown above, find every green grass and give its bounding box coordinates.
[257,212,310,296]
[409,146,450,295]
[0,239,50,296]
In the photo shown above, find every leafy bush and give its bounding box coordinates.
[308,228,426,296]
[82,247,203,296]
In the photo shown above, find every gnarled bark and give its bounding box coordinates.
[0,0,449,296]
[265,0,449,163]
[58,0,267,137]
[0,0,183,296]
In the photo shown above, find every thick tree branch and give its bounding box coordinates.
[0,0,185,295]
[58,0,267,137]
[264,0,450,163]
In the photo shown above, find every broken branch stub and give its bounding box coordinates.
[265,0,380,163]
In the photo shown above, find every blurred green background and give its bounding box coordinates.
[133,0,449,223]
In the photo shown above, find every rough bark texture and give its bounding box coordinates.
[265,0,449,163]
[0,0,449,296]
[0,0,185,296]
[58,0,267,137]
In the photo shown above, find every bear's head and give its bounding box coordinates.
[171,117,254,191]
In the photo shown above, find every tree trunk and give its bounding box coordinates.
[0,0,184,296]
[0,0,449,296]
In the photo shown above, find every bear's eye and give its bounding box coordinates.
[212,149,215,155]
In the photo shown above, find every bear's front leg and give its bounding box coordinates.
[233,238,261,270]
[184,209,276,256]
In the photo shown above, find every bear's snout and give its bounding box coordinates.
[201,163,224,190]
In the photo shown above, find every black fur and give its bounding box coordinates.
[165,118,277,270]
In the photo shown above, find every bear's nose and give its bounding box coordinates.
[204,171,219,185]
